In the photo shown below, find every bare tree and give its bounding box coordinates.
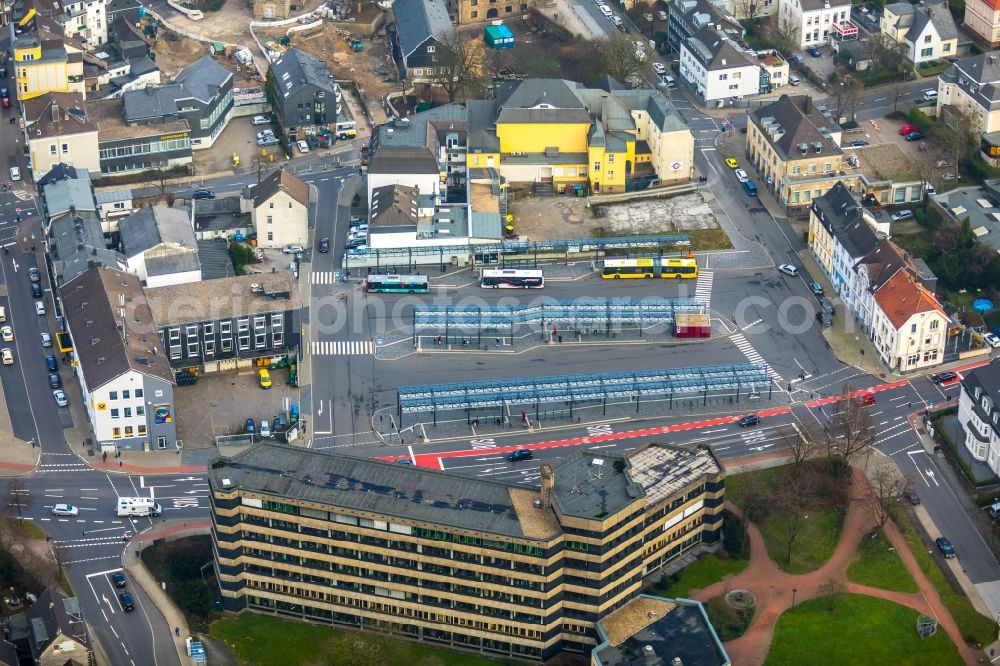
[819,578,846,611]
[775,471,809,565]
[786,426,819,473]
[6,479,32,523]
[773,20,801,57]
[601,34,647,86]
[843,76,863,123]
[864,467,912,528]
[890,79,907,113]
[737,0,765,24]
[866,32,907,75]
[934,106,979,179]
[431,30,485,104]
[732,472,770,554]
[827,386,877,473]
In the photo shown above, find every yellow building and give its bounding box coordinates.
[13,14,86,101]
[471,79,693,194]
[746,94,856,218]
[210,441,726,662]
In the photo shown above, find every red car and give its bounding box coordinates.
[898,124,917,136]
[855,392,876,406]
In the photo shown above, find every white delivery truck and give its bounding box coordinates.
[116,497,162,517]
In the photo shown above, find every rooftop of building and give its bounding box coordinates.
[370,184,420,228]
[750,95,842,162]
[90,98,190,141]
[145,270,299,327]
[251,167,310,208]
[685,25,758,72]
[25,587,90,659]
[931,182,1000,252]
[392,0,452,57]
[963,358,1000,411]
[873,266,945,329]
[60,267,173,387]
[470,182,499,214]
[269,48,336,100]
[812,181,881,258]
[593,595,730,666]
[23,92,97,138]
[118,205,196,257]
[846,142,921,184]
[854,238,915,292]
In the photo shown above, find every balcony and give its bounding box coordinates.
[832,21,859,41]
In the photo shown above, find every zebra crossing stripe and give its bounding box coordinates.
[694,270,714,304]
[312,272,334,285]
[310,340,375,356]
[730,333,782,381]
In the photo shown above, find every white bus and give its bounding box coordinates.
[116,497,162,517]
[480,268,544,289]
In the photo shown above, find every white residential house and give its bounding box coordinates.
[779,0,853,49]
[679,25,762,103]
[118,205,201,287]
[249,168,312,250]
[881,0,959,65]
[958,360,1000,473]
[60,0,108,47]
[870,267,948,372]
[60,267,177,453]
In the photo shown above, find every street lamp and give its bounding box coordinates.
[791,588,797,607]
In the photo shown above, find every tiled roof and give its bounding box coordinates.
[269,49,335,99]
[909,0,958,43]
[145,271,300,326]
[251,168,310,208]
[118,206,196,258]
[873,267,945,329]
[494,79,592,125]
[367,146,439,174]
[172,55,231,104]
[392,0,451,57]
[370,184,419,228]
[854,238,913,292]
[750,94,841,161]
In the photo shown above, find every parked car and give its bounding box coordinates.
[984,332,1000,348]
[28,267,40,282]
[507,448,533,462]
[652,62,666,75]
[34,300,45,316]
[0,326,11,342]
[792,53,804,63]
[251,115,271,126]
[258,368,272,388]
[31,283,41,299]
[816,311,833,327]
[820,297,835,314]
[257,136,280,147]
[48,373,61,388]
[395,458,413,465]
[891,209,914,221]
[941,172,957,181]
[259,419,271,438]
[112,572,127,587]
[255,129,274,141]
[788,74,801,86]
[734,168,749,183]
[855,392,876,406]
[930,371,957,384]
[808,281,824,296]
[725,157,739,168]
[923,89,938,102]
[807,46,822,57]
[45,355,57,372]
[282,244,304,254]
[848,140,869,147]
[40,331,51,347]
[935,536,956,558]
[898,124,917,136]
[935,159,950,168]
[51,503,78,516]
[656,9,667,20]
[318,238,330,253]
[9,166,19,181]
[903,490,921,506]
[737,414,760,427]
[904,131,924,141]
[191,189,214,199]
[778,263,798,276]
[296,140,310,154]
[52,389,67,407]
[119,592,135,612]
[1,88,9,109]
[245,418,255,434]
[0,348,12,365]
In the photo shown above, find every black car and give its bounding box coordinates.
[48,373,61,388]
[849,140,869,147]
[807,46,822,57]
[191,189,215,200]
[28,267,40,282]
[930,371,957,384]
[820,297,835,315]
[112,572,126,588]
[738,414,760,427]
[0,67,8,79]
[816,311,833,328]
[118,591,134,611]
[30,283,41,298]
[903,490,920,506]
[936,536,956,558]
[318,238,330,253]
[905,131,924,141]
[508,448,533,462]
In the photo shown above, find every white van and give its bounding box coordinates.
[923,89,938,102]
[788,74,801,86]
[116,497,162,517]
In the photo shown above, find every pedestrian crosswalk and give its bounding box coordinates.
[730,333,781,381]
[694,269,714,304]
[312,271,336,285]
[311,340,374,356]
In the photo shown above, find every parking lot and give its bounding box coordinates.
[190,114,295,176]
[172,367,295,447]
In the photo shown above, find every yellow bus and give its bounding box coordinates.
[661,257,699,279]
[601,258,655,279]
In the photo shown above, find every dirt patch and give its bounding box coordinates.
[509,192,721,241]
[152,33,210,78]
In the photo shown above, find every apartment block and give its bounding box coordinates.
[210,442,725,662]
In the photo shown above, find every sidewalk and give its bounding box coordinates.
[124,520,213,666]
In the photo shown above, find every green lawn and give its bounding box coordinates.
[897,520,998,647]
[765,594,963,665]
[15,520,46,540]
[846,531,918,593]
[210,613,525,666]
[756,506,844,575]
[917,62,952,76]
[651,552,749,598]
[704,595,754,642]
[724,465,785,507]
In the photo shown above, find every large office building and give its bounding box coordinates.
[210,442,725,662]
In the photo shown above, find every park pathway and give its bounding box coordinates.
[691,467,983,665]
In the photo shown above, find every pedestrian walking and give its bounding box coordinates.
[174,627,180,637]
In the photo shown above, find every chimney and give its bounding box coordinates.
[540,464,554,509]
[50,101,60,123]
